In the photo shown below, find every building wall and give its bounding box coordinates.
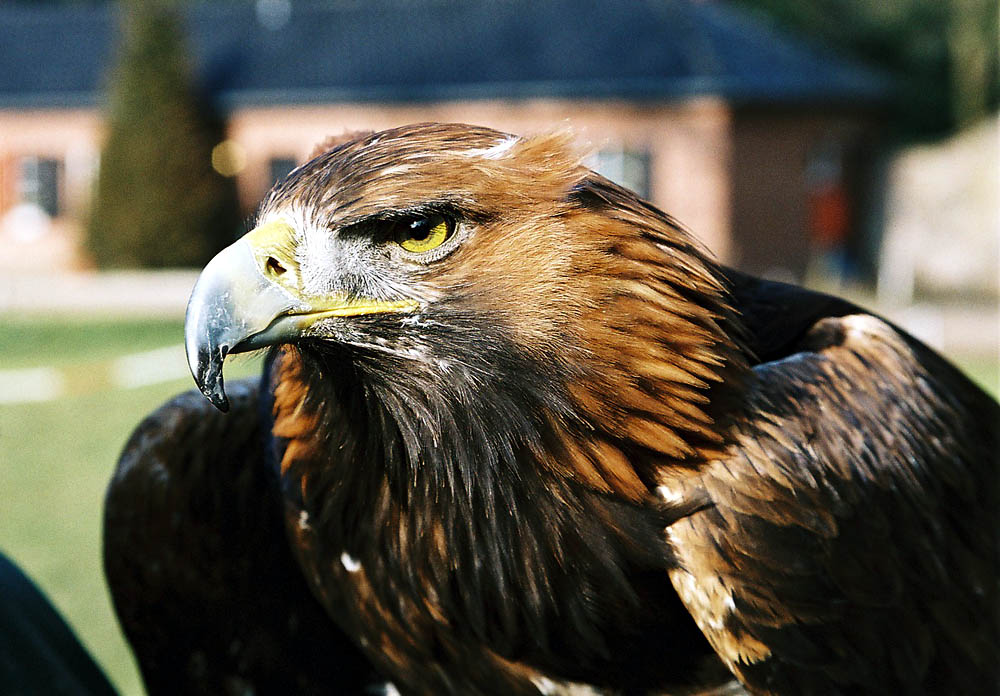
[227,97,734,261]
[729,108,878,282]
[0,109,103,270]
[0,98,733,271]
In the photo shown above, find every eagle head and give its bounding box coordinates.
[186,122,745,497]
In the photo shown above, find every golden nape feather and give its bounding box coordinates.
[105,123,999,696]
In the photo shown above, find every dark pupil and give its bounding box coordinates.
[408,218,432,241]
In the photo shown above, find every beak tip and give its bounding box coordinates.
[205,389,231,413]
[195,368,230,412]
[187,343,231,412]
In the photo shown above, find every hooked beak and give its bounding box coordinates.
[184,220,418,411]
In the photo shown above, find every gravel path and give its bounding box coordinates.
[1,271,199,318]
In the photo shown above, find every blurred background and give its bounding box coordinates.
[0,0,996,693]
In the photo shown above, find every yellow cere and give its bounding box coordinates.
[244,219,302,287]
[400,218,450,253]
[246,220,299,267]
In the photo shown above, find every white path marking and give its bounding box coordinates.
[109,345,188,389]
[0,367,66,404]
[2,344,188,404]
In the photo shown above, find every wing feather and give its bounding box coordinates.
[666,314,999,694]
[103,379,377,694]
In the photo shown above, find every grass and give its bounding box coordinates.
[0,317,185,369]
[0,317,261,696]
[955,354,1000,398]
[1,381,187,696]
[0,316,995,696]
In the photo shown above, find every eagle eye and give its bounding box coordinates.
[394,214,453,254]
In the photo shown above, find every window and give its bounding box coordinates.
[590,148,652,200]
[269,157,297,185]
[19,156,61,217]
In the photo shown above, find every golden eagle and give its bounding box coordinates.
[104,123,999,695]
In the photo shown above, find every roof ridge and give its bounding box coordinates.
[0,0,890,110]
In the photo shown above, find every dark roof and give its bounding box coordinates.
[0,0,890,110]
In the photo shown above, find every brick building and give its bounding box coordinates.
[0,0,888,278]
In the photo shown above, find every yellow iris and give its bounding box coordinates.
[397,216,451,253]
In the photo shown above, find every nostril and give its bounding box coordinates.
[265,256,286,277]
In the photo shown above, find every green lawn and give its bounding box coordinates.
[1,380,187,696]
[957,354,1000,398]
[0,317,185,369]
[0,318,260,696]
[0,316,995,696]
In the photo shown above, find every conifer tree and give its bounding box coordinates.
[87,0,241,268]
